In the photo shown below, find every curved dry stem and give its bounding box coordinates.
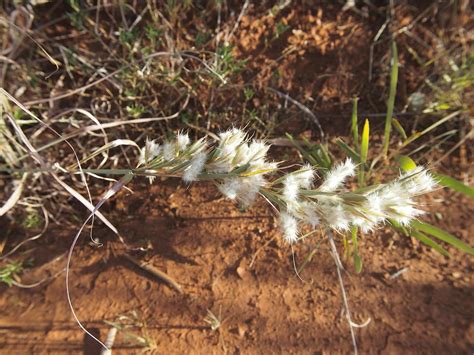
[65,174,132,351]
[327,230,358,355]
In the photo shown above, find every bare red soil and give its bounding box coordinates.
[0,1,473,354]
[1,180,473,354]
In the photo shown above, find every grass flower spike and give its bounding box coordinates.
[138,130,437,243]
[138,139,161,166]
[183,152,208,183]
[279,212,299,244]
[319,158,356,192]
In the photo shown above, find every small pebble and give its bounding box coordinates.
[238,324,246,338]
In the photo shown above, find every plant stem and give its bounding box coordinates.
[383,41,398,157]
[327,229,358,355]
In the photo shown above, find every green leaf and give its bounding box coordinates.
[411,220,474,255]
[336,138,361,163]
[351,98,359,150]
[392,118,408,140]
[302,137,332,168]
[359,119,369,186]
[410,229,450,257]
[433,173,474,198]
[360,119,369,163]
[383,41,398,157]
[313,143,332,169]
[286,133,318,166]
[351,226,362,273]
[397,155,417,172]
[388,218,409,236]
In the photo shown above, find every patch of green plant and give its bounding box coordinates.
[215,45,247,79]
[195,32,210,48]
[0,261,23,287]
[119,28,140,49]
[243,87,255,101]
[105,311,157,350]
[22,209,42,229]
[145,24,163,42]
[424,51,474,113]
[275,22,290,39]
[125,104,147,118]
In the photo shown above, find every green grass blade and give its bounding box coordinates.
[383,41,398,157]
[392,118,407,141]
[302,137,332,168]
[286,133,319,166]
[351,226,362,273]
[402,110,461,148]
[359,119,369,186]
[360,119,369,163]
[410,229,450,257]
[388,218,409,236]
[314,143,332,169]
[336,138,361,163]
[351,98,359,150]
[433,173,474,198]
[297,238,323,274]
[411,220,474,255]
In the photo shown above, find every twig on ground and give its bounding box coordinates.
[266,87,325,141]
[100,327,118,355]
[122,253,183,294]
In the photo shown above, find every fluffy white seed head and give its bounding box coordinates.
[209,129,248,173]
[248,141,270,161]
[401,167,437,195]
[391,204,424,226]
[283,175,299,203]
[218,175,265,207]
[279,212,299,244]
[210,129,276,178]
[300,202,320,228]
[233,143,251,166]
[294,164,315,189]
[136,130,436,236]
[163,142,176,161]
[218,128,247,152]
[139,139,161,165]
[319,158,356,192]
[322,203,350,231]
[176,132,190,151]
[351,215,377,234]
[237,175,265,206]
[218,177,241,200]
[183,152,207,183]
[355,193,386,231]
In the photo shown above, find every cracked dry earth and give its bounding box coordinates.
[0,179,473,354]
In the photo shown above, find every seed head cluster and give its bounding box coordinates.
[138,129,437,244]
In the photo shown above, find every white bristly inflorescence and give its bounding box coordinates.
[319,158,356,192]
[183,152,207,183]
[138,129,437,244]
[138,138,161,165]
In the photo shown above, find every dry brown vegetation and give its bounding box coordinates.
[0,1,473,353]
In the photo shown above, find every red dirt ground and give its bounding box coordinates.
[0,1,473,354]
[0,179,473,354]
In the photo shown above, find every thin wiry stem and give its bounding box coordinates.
[65,175,131,351]
[291,244,305,283]
[327,230,358,355]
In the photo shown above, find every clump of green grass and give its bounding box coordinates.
[0,260,22,287]
[105,311,158,351]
